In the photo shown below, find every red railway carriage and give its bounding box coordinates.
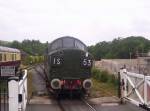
[0,46,21,77]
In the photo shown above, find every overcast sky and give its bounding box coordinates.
[0,0,150,45]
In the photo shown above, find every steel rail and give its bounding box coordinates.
[81,98,97,111]
[56,97,97,111]
[57,99,66,111]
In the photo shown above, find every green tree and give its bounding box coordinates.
[88,36,150,59]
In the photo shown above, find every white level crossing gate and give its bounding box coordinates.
[120,69,150,110]
[0,70,28,111]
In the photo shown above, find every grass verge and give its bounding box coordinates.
[27,71,34,100]
[90,68,118,98]
[0,80,8,93]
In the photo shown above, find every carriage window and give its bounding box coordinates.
[15,54,17,60]
[51,39,62,50]
[75,40,85,50]
[63,38,74,48]
[0,54,2,61]
[12,54,15,61]
[4,54,6,61]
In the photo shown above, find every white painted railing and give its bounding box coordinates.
[8,70,28,111]
[120,69,150,109]
[18,70,28,111]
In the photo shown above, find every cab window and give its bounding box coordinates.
[75,40,85,50]
[63,38,74,48]
[51,39,62,50]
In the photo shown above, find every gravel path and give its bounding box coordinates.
[31,65,47,95]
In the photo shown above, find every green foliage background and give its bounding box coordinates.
[0,36,150,60]
[22,55,44,65]
[0,39,47,55]
[88,36,150,60]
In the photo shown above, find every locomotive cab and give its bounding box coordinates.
[45,36,93,95]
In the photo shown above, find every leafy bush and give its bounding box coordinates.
[22,55,44,65]
[92,68,118,85]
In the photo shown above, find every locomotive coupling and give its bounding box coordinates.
[83,79,92,89]
[51,79,61,89]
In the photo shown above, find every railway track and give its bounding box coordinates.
[23,63,97,111]
[81,98,97,111]
[21,63,43,71]
[18,63,45,77]
[57,98,97,111]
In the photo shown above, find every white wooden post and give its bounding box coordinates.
[144,76,147,105]
[122,69,127,97]
[120,69,126,103]
[24,70,28,105]
[8,77,19,111]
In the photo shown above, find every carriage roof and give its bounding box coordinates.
[48,36,87,51]
[0,46,20,53]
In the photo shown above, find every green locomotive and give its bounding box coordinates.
[44,36,93,95]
